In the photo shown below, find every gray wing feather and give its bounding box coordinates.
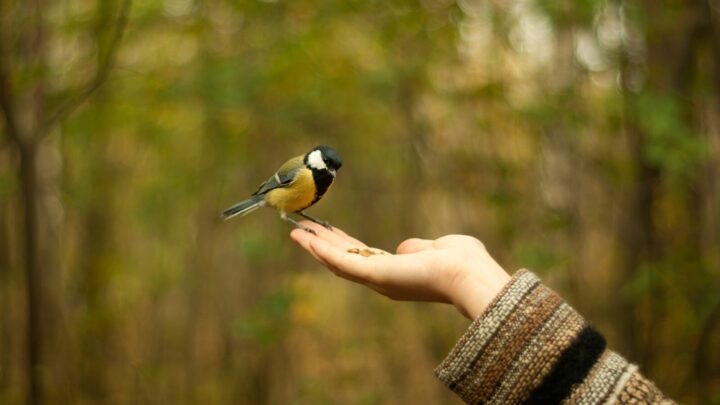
[251,166,300,196]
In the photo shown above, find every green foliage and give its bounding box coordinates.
[635,93,707,181]
[232,290,295,346]
[535,0,600,26]
[0,172,17,199]
[517,243,564,273]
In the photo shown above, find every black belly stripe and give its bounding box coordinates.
[311,169,334,204]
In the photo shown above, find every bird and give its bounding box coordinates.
[222,145,342,235]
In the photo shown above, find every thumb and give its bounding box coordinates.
[396,238,434,254]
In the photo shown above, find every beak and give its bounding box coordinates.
[330,169,337,177]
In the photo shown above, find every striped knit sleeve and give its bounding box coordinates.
[434,270,676,404]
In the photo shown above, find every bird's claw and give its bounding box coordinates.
[299,225,317,235]
[298,212,332,230]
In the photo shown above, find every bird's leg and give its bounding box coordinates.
[298,211,332,230]
[281,212,317,235]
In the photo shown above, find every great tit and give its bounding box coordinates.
[223,145,342,234]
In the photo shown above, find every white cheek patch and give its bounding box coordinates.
[307,149,327,170]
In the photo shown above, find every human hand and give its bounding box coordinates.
[290,221,512,320]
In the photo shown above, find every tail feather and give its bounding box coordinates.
[223,195,265,220]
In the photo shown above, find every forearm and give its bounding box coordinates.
[435,270,675,404]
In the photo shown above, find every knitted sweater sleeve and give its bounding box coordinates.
[434,270,676,404]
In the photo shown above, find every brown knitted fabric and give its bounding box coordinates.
[614,371,674,404]
[434,270,676,405]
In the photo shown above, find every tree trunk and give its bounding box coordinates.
[18,141,43,405]
[617,0,710,371]
[0,142,13,400]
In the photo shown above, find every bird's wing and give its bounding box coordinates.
[251,155,304,196]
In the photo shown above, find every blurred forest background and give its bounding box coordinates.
[1,0,719,404]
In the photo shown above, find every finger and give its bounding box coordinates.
[299,220,365,249]
[309,237,376,282]
[290,228,330,264]
[396,238,434,254]
[291,229,367,284]
[328,226,367,247]
[290,227,314,245]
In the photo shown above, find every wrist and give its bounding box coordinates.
[450,267,511,320]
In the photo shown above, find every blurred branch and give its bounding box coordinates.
[706,0,720,101]
[685,298,720,395]
[672,5,707,94]
[0,73,20,145]
[0,32,21,146]
[42,0,132,134]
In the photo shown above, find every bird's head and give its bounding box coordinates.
[305,145,342,176]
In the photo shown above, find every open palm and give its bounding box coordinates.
[290,221,511,319]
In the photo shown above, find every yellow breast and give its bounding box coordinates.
[265,168,316,214]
